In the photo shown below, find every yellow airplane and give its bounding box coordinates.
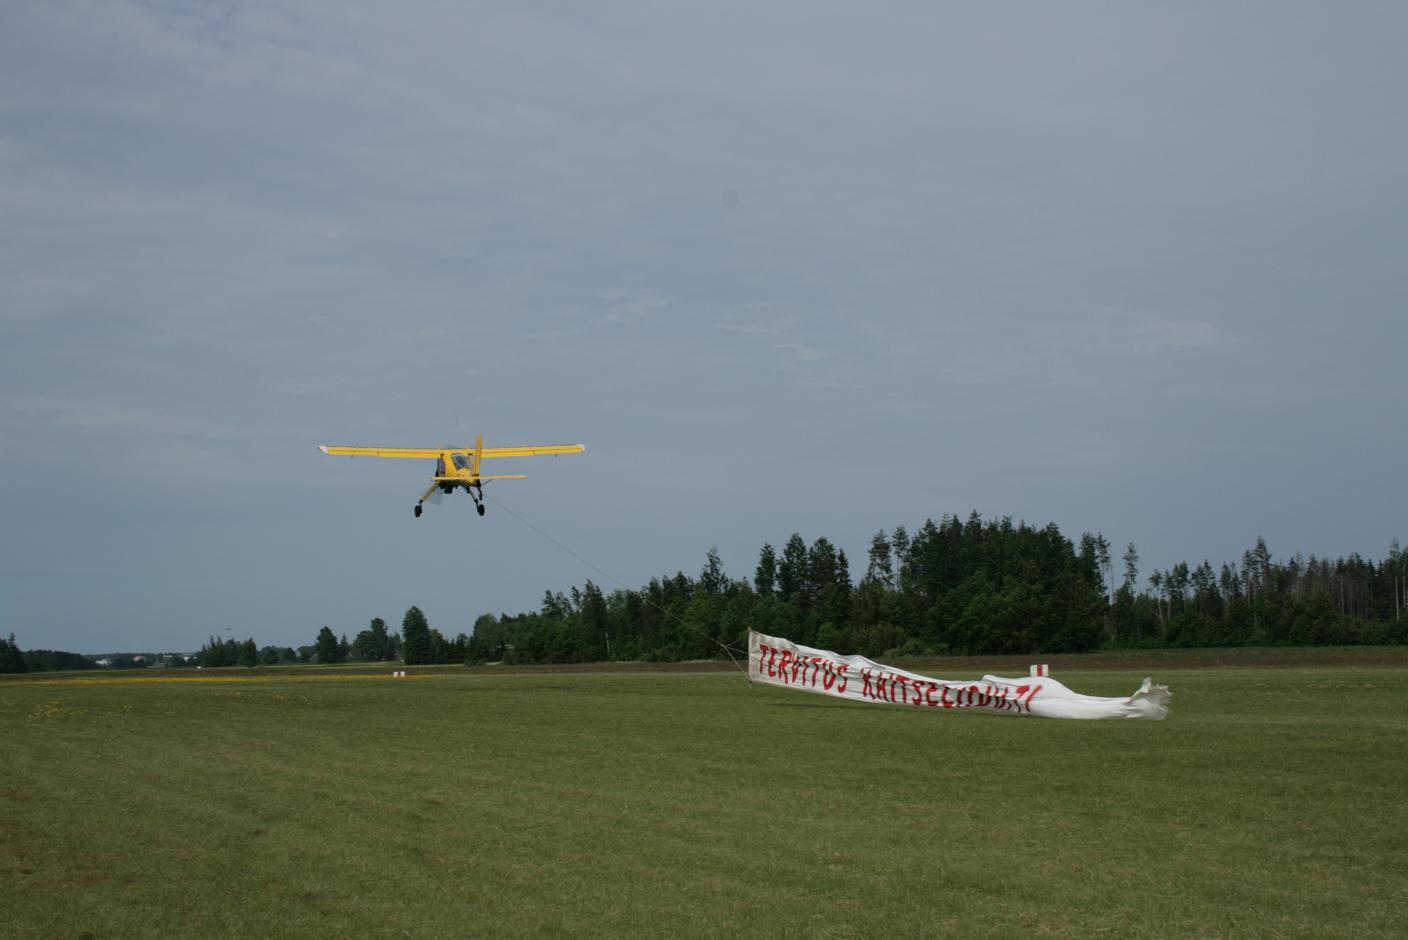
[318,435,585,517]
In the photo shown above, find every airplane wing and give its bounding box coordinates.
[318,444,586,458]
[480,444,586,458]
[318,446,445,458]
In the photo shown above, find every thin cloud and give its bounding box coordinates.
[6,396,275,441]
[717,311,799,336]
[774,343,832,363]
[1106,315,1237,355]
[597,288,668,321]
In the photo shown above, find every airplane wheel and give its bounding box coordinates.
[477,504,486,516]
[414,505,422,518]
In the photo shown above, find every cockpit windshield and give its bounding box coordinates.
[452,453,472,471]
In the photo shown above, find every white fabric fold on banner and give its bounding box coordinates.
[749,630,1170,720]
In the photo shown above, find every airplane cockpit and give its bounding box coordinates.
[435,453,475,476]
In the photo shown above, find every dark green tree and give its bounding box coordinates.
[402,607,431,665]
[891,525,911,593]
[578,581,610,660]
[0,633,26,673]
[755,543,777,597]
[700,548,730,596]
[353,618,393,662]
[199,636,241,668]
[778,534,808,603]
[863,531,894,589]
[315,626,340,664]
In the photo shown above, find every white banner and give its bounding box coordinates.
[749,631,1170,720]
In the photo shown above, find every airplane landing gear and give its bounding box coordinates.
[477,503,486,516]
[414,503,422,518]
[470,483,487,516]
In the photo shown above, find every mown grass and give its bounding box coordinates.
[2,654,1405,938]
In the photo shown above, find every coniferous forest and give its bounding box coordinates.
[4,514,1405,673]
[464,514,1408,665]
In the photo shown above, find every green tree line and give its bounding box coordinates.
[464,516,1407,664]
[1111,536,1408,647]
[4,517,1402,675]
[0,635,174,673]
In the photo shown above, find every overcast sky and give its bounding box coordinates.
[2,1,1404,653]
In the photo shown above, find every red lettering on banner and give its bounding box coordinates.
[1023,683,1042,711]
[777,649,793,684]
[763,645,848,692]
[754,639,1069,716]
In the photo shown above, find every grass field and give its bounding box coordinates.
[3,651,1406,938]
